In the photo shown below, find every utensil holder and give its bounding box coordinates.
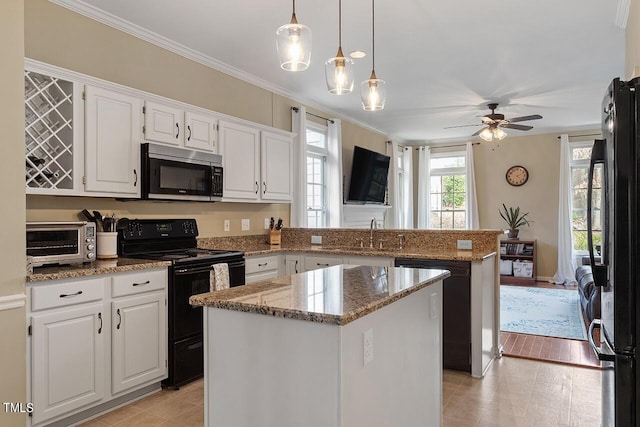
[269,230,282,246]
[96,232,118,259]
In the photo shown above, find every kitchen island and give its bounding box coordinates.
[190,265,449,427]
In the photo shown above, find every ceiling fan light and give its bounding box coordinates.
[494,127,507,140]
[276,21,312,71]
[361,75,386,111]
[325,48,354,94]
[479,127,494,142]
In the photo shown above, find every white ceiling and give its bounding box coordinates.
[62,0,626,143]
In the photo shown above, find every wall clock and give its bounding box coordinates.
[505,165,529,186]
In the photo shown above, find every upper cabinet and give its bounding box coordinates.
[143,101,218,153]
[25,69,83,195]
[84,85,141,196]
[220,120,293,202]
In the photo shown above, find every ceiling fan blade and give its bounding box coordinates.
[502,123,533,131]
[508,114,542,123]
[443,124,484,129]
[472,127,487,136]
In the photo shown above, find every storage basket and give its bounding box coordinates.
[500,259,513,275]
[513,260,533,277]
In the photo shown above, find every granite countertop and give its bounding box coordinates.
[27,258,171,282]
[198,240,495,261]
[190,265,450,325]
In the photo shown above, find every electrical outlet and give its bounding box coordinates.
[457,239,472,250]
[224,220,230,232]
[241,219,250,231]
[311,235,322,245]
[264,218,271,230]
[363,329,373,366]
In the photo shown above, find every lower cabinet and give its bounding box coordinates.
[31,303,105,425]
[245,254,282,283]
[27,268,167,426]
[111,291,166,395]
[303,255,344,272]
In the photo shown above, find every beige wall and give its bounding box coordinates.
[0,0,27,426]
[24,0,386,232]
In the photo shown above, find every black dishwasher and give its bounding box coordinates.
[395,258,471,373]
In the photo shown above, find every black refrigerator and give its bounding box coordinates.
[587,77,639,427]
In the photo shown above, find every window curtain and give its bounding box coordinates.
[290,106,307,228]
[465,142,480,229]
[552,134,577,284]
[402,147,414,228]
[417,146,431,229]
[327,119,343,227]
[384,140,400,229]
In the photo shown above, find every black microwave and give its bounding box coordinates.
[141,143,223,202]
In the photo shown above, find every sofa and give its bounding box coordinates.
[576,264,601,324]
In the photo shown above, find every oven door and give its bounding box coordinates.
[145,157,212,201]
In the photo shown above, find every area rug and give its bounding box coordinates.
[500,286,587,340]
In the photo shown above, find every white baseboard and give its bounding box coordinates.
[0,293,26,311]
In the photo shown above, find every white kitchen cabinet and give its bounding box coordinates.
[144,101,218,153]
[84,85,141,196]
[25,68,84,195]
[219,120,293,202]
[245,254,282,283]
[184,111,218,152]
[285,254,303,275]
[260,131,293,201]
[219,120,261,199]
[304,255,344,272]
[111,291,166,395]
[143,100,182,146]
[31,303,105,425]
[27,268,167,426]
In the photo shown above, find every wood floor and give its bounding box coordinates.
[499,282,601,369]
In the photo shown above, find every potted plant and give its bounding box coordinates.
[499,204,532,239]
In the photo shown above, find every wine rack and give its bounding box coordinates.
[25,70,74,190]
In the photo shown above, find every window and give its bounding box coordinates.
[570,142,602,252]
[306,123,328,227]
[429,152,466,229]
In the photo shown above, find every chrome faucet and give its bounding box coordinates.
[369,218,377,248]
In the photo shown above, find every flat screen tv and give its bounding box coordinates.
[347,146,390,204]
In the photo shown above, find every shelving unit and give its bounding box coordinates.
[25,70,74,190]
[499,239,536,285]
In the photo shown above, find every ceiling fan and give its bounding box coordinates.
[445,103,543,141]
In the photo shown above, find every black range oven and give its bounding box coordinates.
[118,218,244,389]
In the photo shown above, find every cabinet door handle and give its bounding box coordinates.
[59,290,83,298]
[258,262,268,267]
[133,169,138,187]
[132,280,150,287]
[98,312,102,334]
[187,125,192,141]
[295,260,298,273]
[263,181,267,194]
[255,181,259,194]
[176,123,180,139]
[317,263,330,267]
[116,308,122,330]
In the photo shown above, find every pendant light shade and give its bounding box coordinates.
[361,0,386,110]
[479,126,507,142]
[325,0,354,94]
[276,0,312,72]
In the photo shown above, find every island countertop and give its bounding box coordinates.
[190,265,450,326]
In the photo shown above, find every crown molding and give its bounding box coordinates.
[48,0,388,138]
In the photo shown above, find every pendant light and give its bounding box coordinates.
[360,0,386,110]
[325,0,354,94]
[276,0,312,72]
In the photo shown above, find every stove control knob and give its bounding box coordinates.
[87,244,95,251]
[87,252,94,259]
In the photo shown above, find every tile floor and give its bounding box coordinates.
[79,357,602,427]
